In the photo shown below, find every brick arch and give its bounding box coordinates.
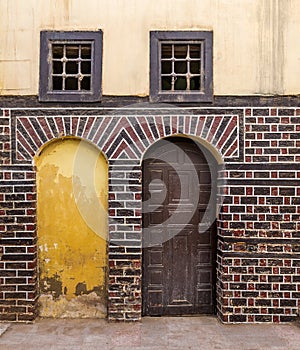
[15,114,240,163]
[99,115,239,160]
[15,116,110,163]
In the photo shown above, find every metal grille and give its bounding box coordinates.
[160,42,204,92]
[50,42,93,91]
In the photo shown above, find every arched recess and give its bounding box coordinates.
[34,137,108,318]
[142,135,221,316]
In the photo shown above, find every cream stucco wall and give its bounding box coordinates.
[0,0,299,96]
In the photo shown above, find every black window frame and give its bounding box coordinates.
[150,31,213,103]
[39,30,103,102]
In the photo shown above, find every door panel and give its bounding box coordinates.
[143,137,217,316]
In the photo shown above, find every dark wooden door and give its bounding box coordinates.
[142,137,217,316]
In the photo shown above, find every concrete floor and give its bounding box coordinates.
[1,316,300,350]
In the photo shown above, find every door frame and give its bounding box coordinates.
[141,135,222,316]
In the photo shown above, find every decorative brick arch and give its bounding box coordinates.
[15,114,240,163]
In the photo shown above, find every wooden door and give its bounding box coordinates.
[142,137,217,316]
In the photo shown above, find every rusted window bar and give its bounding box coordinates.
[160,41,204,92]
[50,41,92,92]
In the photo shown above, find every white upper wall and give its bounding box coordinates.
[0,0,299,96]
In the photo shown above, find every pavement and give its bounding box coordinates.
[0,316,300,350]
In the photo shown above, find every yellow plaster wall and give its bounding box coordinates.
[0,0,299,96]
[35,137,108,317]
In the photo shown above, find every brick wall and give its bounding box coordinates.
[217,108,300,323]
[0,105,299,323]
[108,160,142,321]
[0,110,38,321]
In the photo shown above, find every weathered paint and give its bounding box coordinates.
[0,0,299,96]
[35,137,108,318]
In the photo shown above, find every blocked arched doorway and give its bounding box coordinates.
[142,136,218,316]
[35,137,108,318]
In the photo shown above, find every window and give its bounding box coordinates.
[39,31,102,102]
[150,31,213,103]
